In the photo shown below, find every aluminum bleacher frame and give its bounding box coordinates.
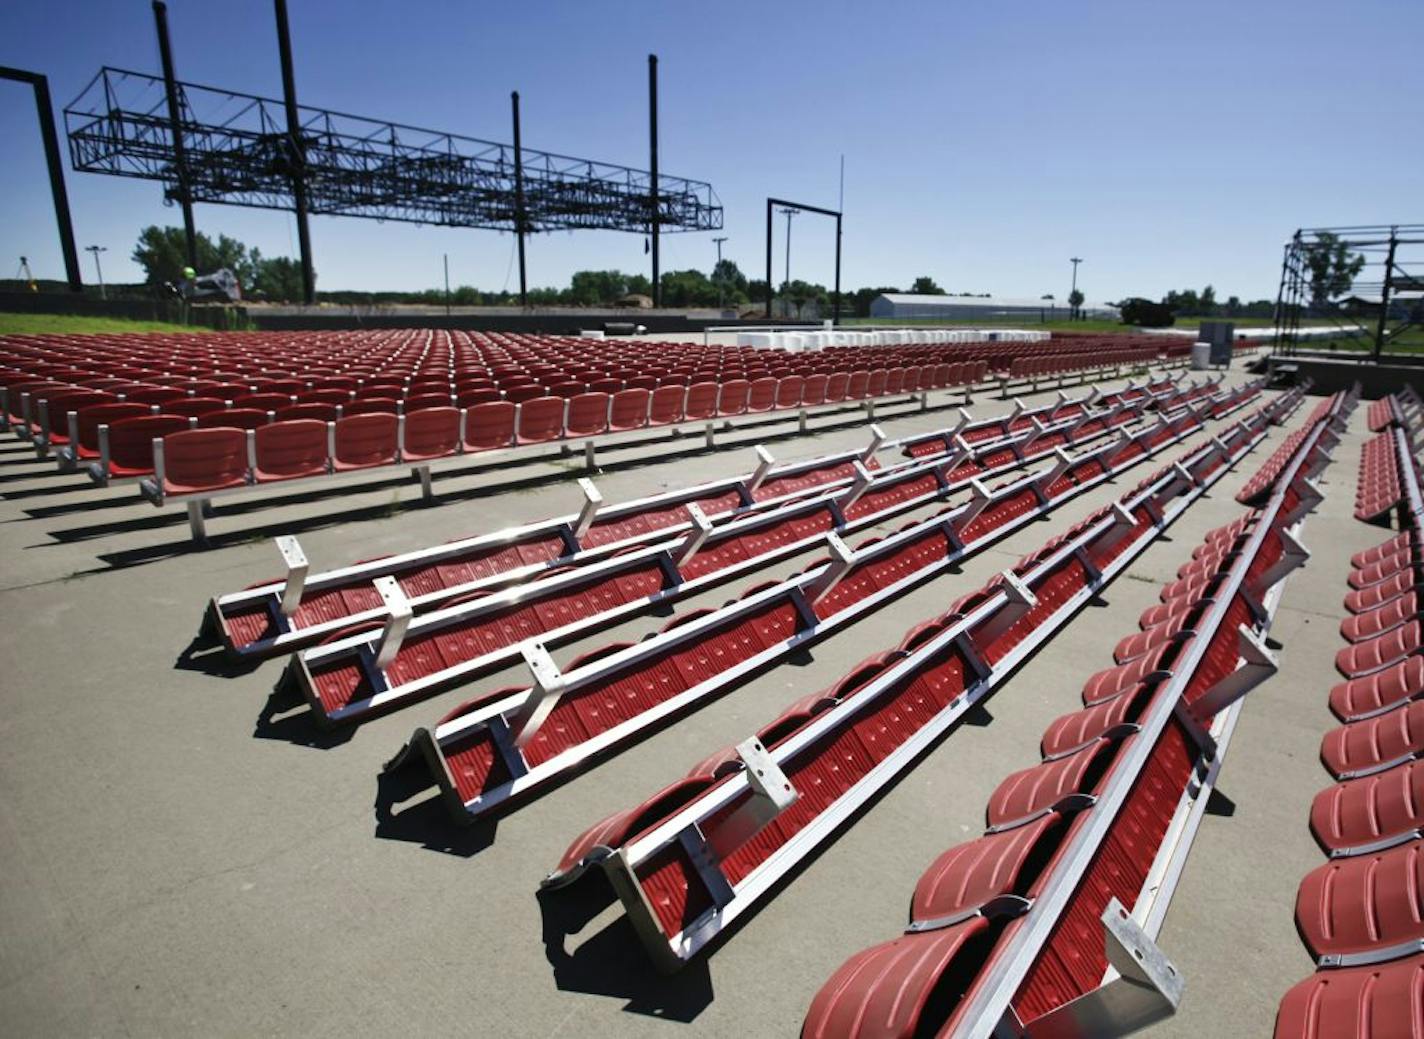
[209,379,1205,660]
[293,387,1238,725]
[380,383,1277,828]
[539,386,1318,978]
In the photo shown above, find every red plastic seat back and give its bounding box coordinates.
[775,376,804,408]
[402,407,461,461]
[802,374,829,405]
[105,414,192,475]
[333,413,398,469]
[76,403,153,452]
[504,383,545,404]
[464,401,516,451]
[275,403,340,423]
[197,407,269,430]
[610,388,650,430]
[824,372,850,403]
[456,387,501,408]
[162,396,228,419]
[650,385,686,424]
[847,370,870,399]
[162,427,248,492]
[566,393,610,437]
[685,382,719,420]
[403,392,453,412]
[123,387,187,406]
[234,392,294,411]
[718,379,750,416]
[866,369,887,398]
[253,419,329,480]
[343,397,399,416]
[517,396,566,444]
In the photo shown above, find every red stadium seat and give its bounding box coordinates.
[650,385,686,425]
[517,397,566,444]
[157,427,249,496]
[275,403,341,423]
[96,414,192,481]
[565,393,610,437]
[197,408,269,430]
[253,420,330,483]
[332,413,399,471]
[609,388,650,430]
[464,402,517,451]
[163,396,229,419]
[685,382,719,420]
[401,407,461,462]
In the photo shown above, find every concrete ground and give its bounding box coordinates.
[0,362,1371,1037]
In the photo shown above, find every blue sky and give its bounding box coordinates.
[2,0,1420,301]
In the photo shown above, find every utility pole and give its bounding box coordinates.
[274,0,315,305]
[152,1,197,271]
[712,236,728,308]
[780,206,800,290]
[443,252,450,316]
[510,91,528,309]
[85,245,108,299]
[1069,256,1083,319]
[648,54,660,307]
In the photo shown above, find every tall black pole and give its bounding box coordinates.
[511,91,528,309]
[648,54,660,308]
[2,68,83,291]
[765,198,773,319]
[274,0,315,304]
[833,213,842,327]
[152,1,197,270]
[1373,228,1398,363]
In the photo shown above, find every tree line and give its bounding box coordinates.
[126,225,1364,322]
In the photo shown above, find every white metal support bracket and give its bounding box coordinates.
[861,424,886,463]
[506,641,567,749]
[746,445,775,493]
[1023,898,1184,1039]
[275,535,309,617]
[372,576,413,670]
[1189,624,1279,722]
[807,532,856,607]
[673,503,715,571]
[573,477,604,541]
[705,738,798,861]
[837,460,876,513]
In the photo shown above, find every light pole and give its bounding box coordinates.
[85,245,108,299]
[712,236,728,308]
[779,206,800,291]
[1069,256,1082,319]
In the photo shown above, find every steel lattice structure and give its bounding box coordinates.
[1273,224,1424,361]
[64,66,722,235]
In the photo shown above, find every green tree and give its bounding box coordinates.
[910,275,944,295]
[851,286,899,317]
[566,269,635,306]
[1200,284,1217,315]
[1067,288,1085,318]
[1303,232,1365,308]
[660,269,719,308]
[132,226,258,287]
[250,256,309,301]
[712,259,749,303]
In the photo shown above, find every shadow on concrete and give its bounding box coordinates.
[174,633,264,679]
[252,679,354,750]
[538,876,715,1022]
[372,766,497,858]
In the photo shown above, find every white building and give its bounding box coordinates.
[869,293,1120,322]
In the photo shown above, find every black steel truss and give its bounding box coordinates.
[64,66,722,236]
[1273,224,1424,361]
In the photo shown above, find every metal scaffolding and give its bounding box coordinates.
[1273,224,1424,361]
[63,65,722,298]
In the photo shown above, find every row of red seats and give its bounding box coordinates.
[209,381,1179,659]
[803,393,1343,1038]
[1005,346,1156,380]
[1276,415,1423,1038]
[538,388,1303,976]
[113,366,990,499]
[379,381,1263,831]
[1356,430,1407,523]
[294,385,1198,723]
